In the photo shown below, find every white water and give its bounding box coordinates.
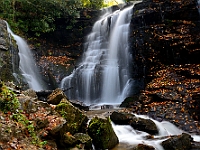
[112,114,200,150]
[5,22,45,91]
[110,2,200,149]
[198,0,200,14]
[61,2,140,105]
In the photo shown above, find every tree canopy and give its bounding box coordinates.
[0,0,108,36]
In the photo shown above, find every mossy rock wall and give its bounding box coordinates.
[0,19,20,84]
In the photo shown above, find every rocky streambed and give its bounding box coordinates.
[0,81,200,150]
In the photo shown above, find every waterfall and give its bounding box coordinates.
[61,2,139,105]
[5,22,45,91]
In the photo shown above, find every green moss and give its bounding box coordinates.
[12,112,47,147]
[0,82,46,147]
[55,99,87,134]
[0,83,20,112]
[88,117,119,149]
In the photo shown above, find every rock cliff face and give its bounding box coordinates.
[124,0,200,134]
[130,0,200,85]
[0,20,20,83]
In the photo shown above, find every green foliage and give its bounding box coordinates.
[12,112,47,146]
[0,83,20,112]
[81,0,104,9]
[0,82,46,147]
[0,0,105,36]
[0,0,83,36]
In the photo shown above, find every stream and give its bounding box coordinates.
[87,107,200,150]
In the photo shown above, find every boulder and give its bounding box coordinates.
[47,88,67,105]
[73,133,92,149]
[61,132,92,149]
[69,100,89,111]
[110,111,135,125]
[88,116,119,150]
[161,133,192,150]
[63,132,77,145]
[110,111,158,135]
[55,99,88,135]
[130,117,158,135]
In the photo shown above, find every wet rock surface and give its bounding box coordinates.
[0,20,20,83]
[110,111,158,135]
[162,133,192,150]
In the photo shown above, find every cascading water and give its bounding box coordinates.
[5,22,45,91]
[112,114,200,150]
[61,2,139,105]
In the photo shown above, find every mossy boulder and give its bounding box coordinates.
[55,99,88,135]
[88,116,119,150]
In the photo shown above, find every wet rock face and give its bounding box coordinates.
[130,0,200,83]
[162,133,192,150]
[0,20,20,83]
